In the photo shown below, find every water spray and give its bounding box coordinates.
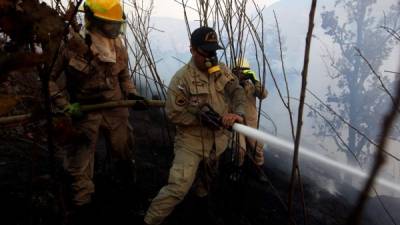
[232,123,400,193]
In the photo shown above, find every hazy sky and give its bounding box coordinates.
[149,0,280,19]
[46,0,280,20]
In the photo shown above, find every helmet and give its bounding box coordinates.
[85,0,124,22]
[84,0,125,38]
[235,58,250,69]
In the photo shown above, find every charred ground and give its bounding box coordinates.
[1,108,397,225]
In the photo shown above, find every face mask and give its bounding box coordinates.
[197,49,218,68]
[203,52,221,74]
[204,55,218,68]
[89,16,124,39]
[98,20,123,39]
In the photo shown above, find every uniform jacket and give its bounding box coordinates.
[49,30,137,117]
[166,59,246,157]
[241,80,267,128]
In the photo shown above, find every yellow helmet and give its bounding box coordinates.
[85,0,124,22]
[235,58,250,69]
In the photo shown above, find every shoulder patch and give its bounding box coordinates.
[175,93,187,106]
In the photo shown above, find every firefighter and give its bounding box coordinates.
[233,58,268,167]
[143,26,246,225]
[49,0,144,220]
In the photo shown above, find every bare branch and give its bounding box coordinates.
[273,10,296,140]
[384,70,400,75]
[380,25,400,42]
[354,47,396,105]
[287,1,317,224]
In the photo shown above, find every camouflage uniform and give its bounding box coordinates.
[144,59,246,225]
[240,80,268,166]
[49,30,138,206]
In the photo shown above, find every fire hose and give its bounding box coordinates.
[232,123,400,193]
[2,101,400,192]
[0,100,165,125]
[199,105,400,192]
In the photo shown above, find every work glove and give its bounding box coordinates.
[63,102,83,119]
[127,93,148,111]
[242,69,257,84]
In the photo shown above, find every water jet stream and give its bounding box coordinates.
[232,123,400,193]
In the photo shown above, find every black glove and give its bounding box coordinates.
[198,104,222,130]
[127,93,148,110]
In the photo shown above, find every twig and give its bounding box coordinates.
[273,10,295,140]
[259,109,278,135]
[380,25,400,42]
[384,70,400,75]
[354,47,396,105]
[288,1,317,224]
[307,89,400,162]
